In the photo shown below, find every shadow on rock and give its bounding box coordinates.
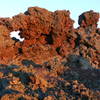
[0,78,19,98]
[61,55,100,91]
[0,64,33,98]
[12,71,32,86]
[22,59,42,68]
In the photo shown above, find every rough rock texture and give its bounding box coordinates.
[0,7,100,100]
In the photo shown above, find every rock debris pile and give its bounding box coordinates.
[0,7,100,100]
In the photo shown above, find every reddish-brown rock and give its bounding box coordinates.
[0,7,75,64]
[78,10,99,27]
[0,7,100,100]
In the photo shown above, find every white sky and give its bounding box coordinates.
[10,31,24,41]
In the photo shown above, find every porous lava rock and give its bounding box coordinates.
[0,7,75,64]
[78,10,99,27]
[0,7,100,100]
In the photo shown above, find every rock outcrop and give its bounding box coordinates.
[0,7,100,100]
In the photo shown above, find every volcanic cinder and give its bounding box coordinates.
[0,7,100,100]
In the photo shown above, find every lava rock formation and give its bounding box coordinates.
[0,7,100,100]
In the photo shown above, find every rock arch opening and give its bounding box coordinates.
[10,31,24,42]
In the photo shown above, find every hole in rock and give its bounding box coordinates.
[56,47,61,55]
[42,32,54,45]
[74,33,81,48]
[10,31,24,42]
[46,65,52,71]
[18,48,23,54]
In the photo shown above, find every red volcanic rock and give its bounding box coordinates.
[0,7,75,64]
[78,10,99,27]
[0,7,100,100]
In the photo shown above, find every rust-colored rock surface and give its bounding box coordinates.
[78,10,99,27]
[0,7,100,100]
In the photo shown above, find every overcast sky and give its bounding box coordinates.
[0,0,100,27]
